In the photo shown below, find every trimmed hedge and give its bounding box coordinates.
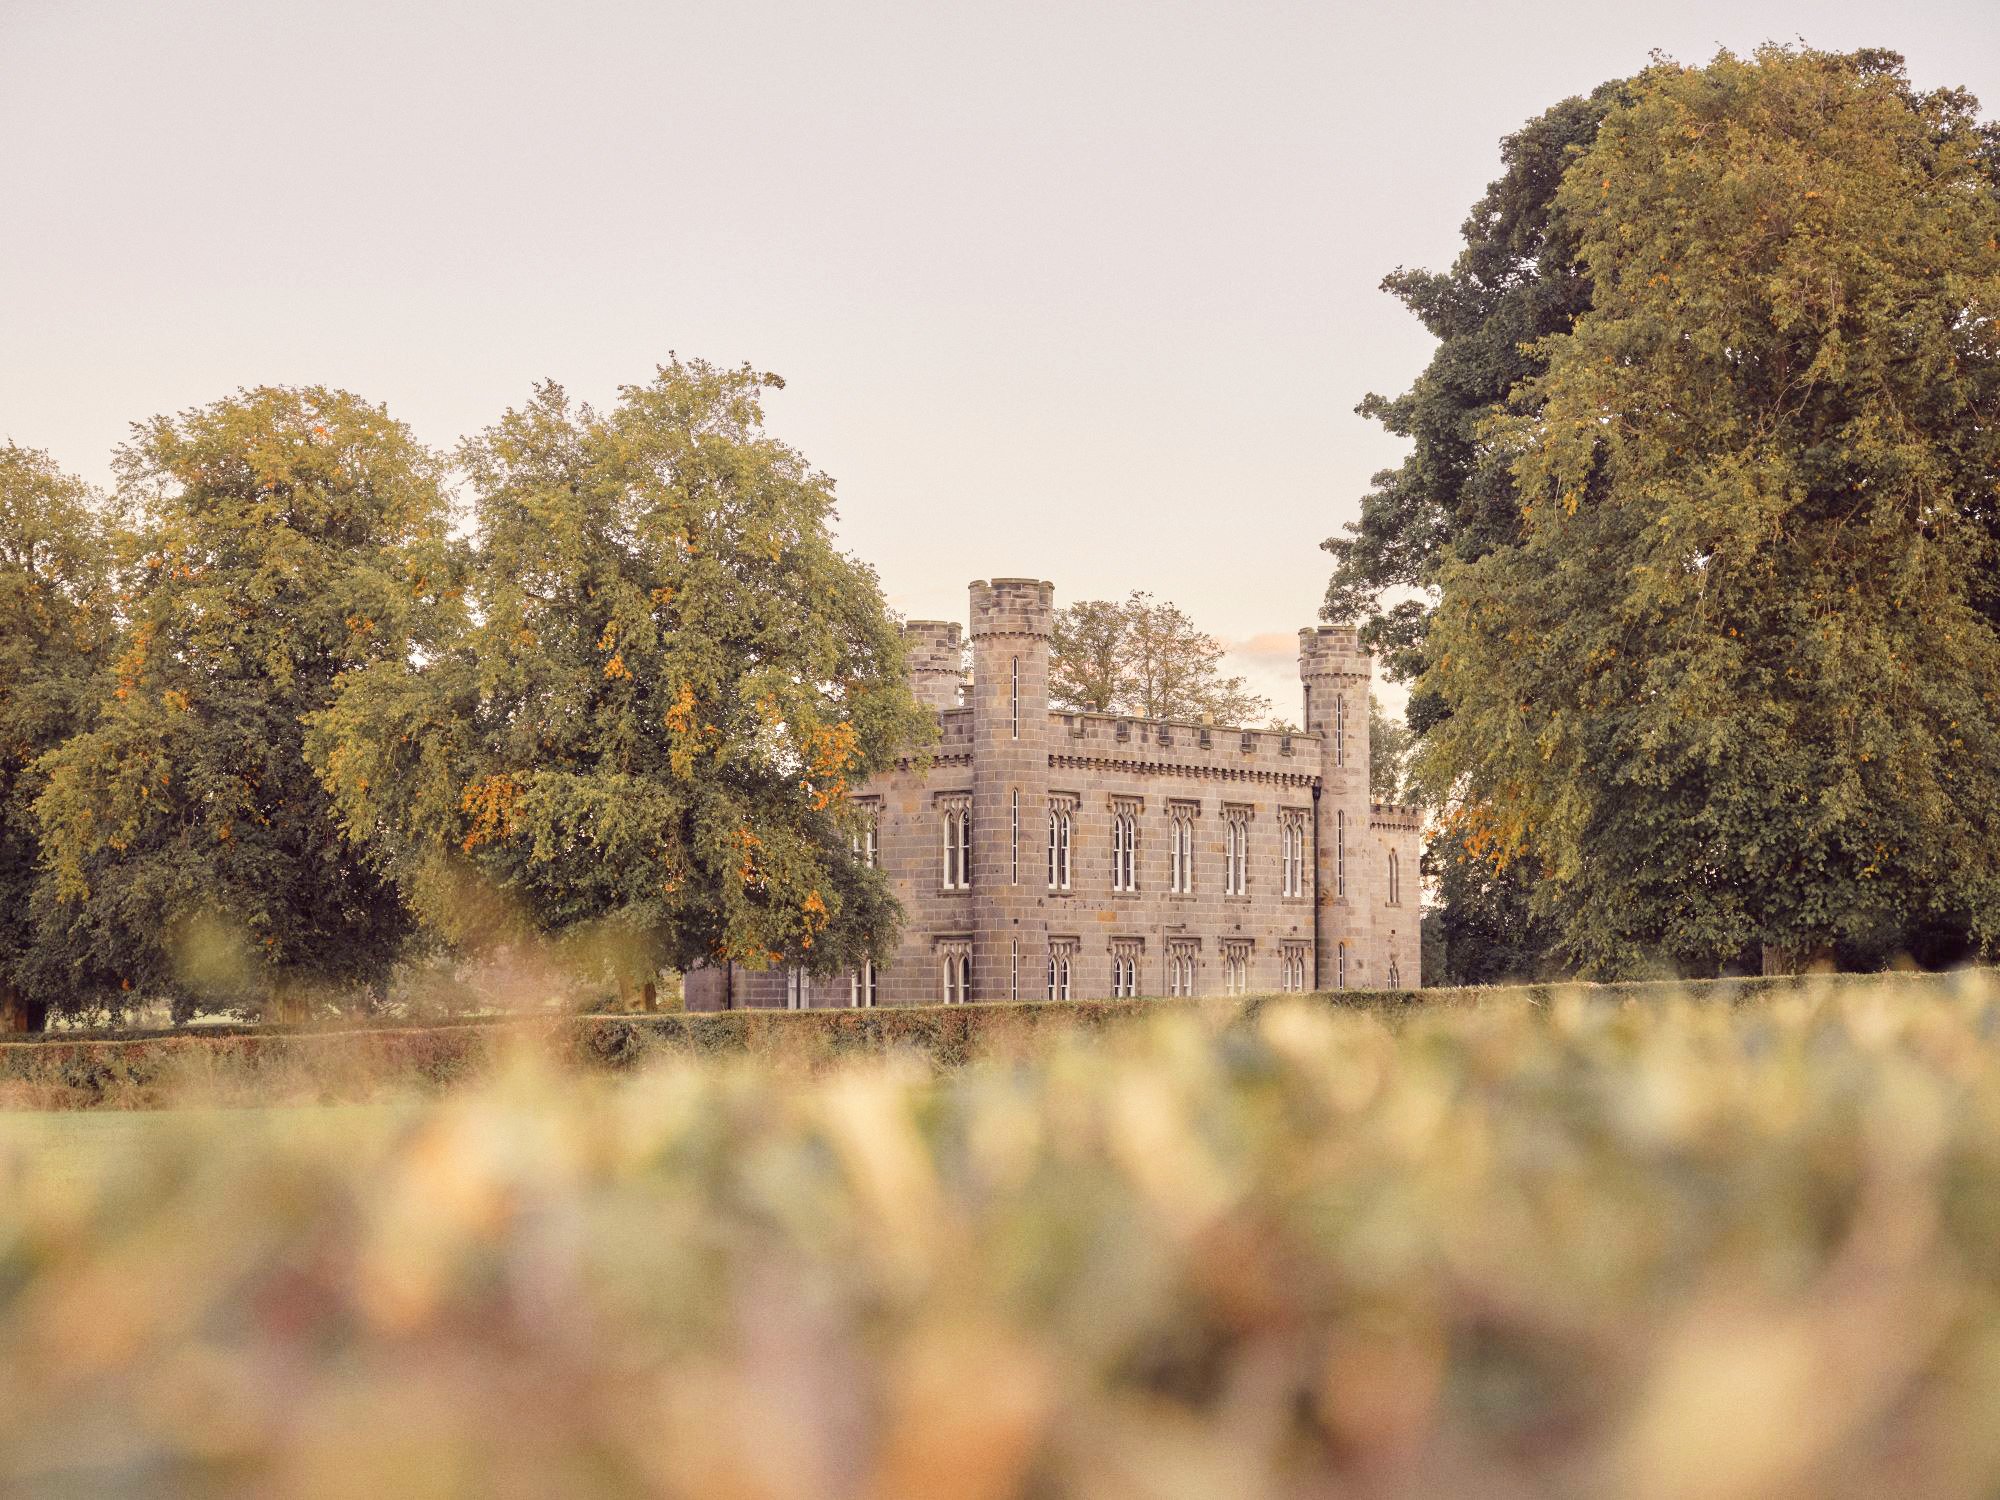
[0,968,1983,1109]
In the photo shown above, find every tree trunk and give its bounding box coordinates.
[640,979,658,1014]
[0,985,22,1033]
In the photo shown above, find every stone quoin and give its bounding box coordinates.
[687,578,1421,1009]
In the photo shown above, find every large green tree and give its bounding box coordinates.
[1320,83,1623,980]
[1324,84,1622,709]
[0,446,114,1030]
[32,388,453,1019]
[1415,47,2000,976]
[308,361,929,994]
[1049,591,1271,725]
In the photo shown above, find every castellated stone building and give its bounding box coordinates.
[696,578,1421,1009]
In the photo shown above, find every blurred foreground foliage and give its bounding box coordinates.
[7,971,2000,1496]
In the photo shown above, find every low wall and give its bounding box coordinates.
[0,970,1980,1109]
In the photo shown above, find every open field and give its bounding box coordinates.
[5,970,2000,1497]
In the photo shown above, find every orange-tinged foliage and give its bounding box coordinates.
[458,774,524,854]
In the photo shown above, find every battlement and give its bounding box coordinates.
[1051,710,1320,778]
[969,578,1055,640]
[1370,801,1423,832]
[1298,623,1369,680]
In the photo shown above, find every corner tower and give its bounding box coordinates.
[969,579,1054,1001]
[901,620,965,713]
[1300,626,1374,989]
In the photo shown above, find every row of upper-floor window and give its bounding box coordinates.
[850,801,1401,904]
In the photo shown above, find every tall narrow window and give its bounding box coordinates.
[1111,941,1142,998]
[1279,811,1305,898]
[1221,945,1249,996]
[1010,656,1019,739]
[1011,790,1020,885]
[941,948,971,1004]
[1335,809,1347,899]
[850,961,876,1008]
[1048,804,1072,890]
[1387,849,1400,906]
[1336,943,1348,990]
[1048,944,1073,1001]
[1334,693,1346,768]
[1169,806,1195,893]
[940,802,971,890]
[852,812,879,869]
[786,969,810,1010]
[1223,809,1249,896]
[1387,962,1401,989]
[1110,807,1139,892]
[1011,939,1019,1001]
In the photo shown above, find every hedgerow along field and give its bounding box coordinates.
[4,970,2000,1496]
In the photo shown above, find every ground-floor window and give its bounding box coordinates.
[1222,944,1250,996]
[1167,942,1198,997]
[850,960,877,1008]
[786,968,811,1010]
[941,947,971,1004]
[1281,947,1308,993]
[1111,942,1143,998]
[1048,941,1075,1001]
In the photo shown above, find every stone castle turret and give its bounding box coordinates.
[901,619,965,712]
[968,579,1054,1002]
[1299,626,1375,988]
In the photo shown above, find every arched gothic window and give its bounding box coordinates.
[1048,804,1073,891]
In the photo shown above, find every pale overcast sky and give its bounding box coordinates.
[5,0,1997,714]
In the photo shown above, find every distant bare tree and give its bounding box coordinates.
[1050,591,1270,726]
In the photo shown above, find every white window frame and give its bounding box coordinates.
[941,950,971,1004]
[786,968,810,1011]
[1048,806,1072,891]
[1111,810,1139,892]
[1223,810,1249,896]
[1111,945,1141,998]
[1336,809,1347,899]
[941,805,971,891]
[1169,809,1195,893]
[1336,943,1348,991]
[1011,789,1020,885]
[849,960,877,1008]
[1334,692,1346,768]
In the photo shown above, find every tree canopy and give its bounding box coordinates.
[31,388,454,1019]
[1412,46,2000,976]
[1049,591,1271,726]
[0,446,114,1029]
[1324,84,1622,712]
[308,360,930,989]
